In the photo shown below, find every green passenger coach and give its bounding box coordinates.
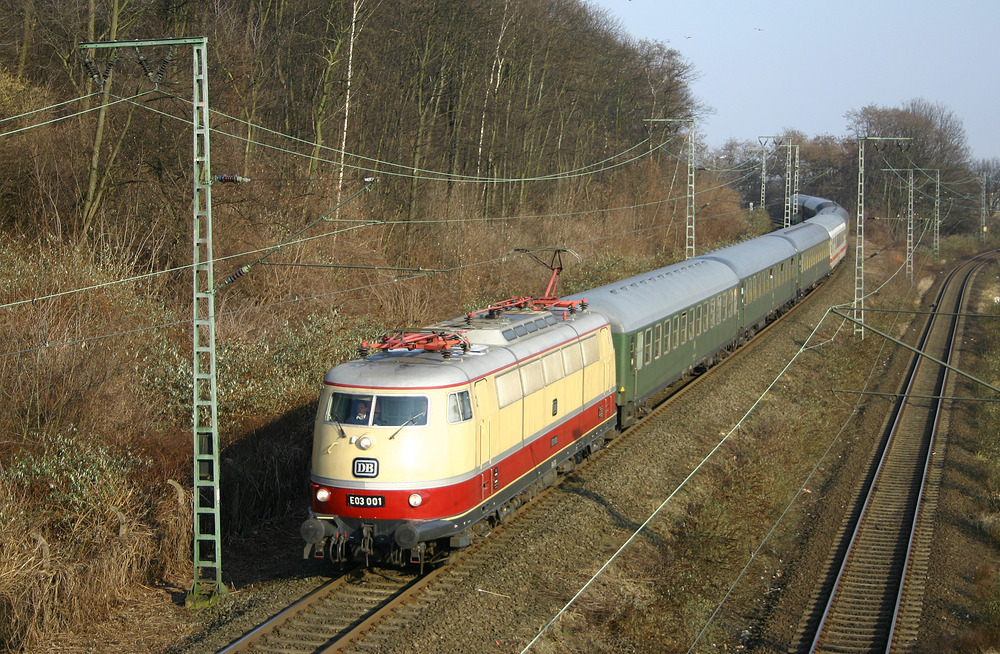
[562,259,740,428]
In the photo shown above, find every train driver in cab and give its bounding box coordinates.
[349,398,371,425]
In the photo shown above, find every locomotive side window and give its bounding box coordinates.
[447,391,473,423]
[581,335,600,366]
[562,343,583,374]
[497,371,522,408]
[520,359,545,395]
[542,352,565,384]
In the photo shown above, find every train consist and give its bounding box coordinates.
[300,194,848,567]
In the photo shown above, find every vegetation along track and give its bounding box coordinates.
[802,251,998,653]
[214,265,841,654]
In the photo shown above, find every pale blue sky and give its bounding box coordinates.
[587,0,1000,161]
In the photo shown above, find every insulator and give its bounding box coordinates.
[155,46,174,84]
[221,264,251,286]
[83,58,104,88]
[358,345,370,358]
[103,49,119,82]
[135,47,155,81]
[441,349,453,360]
[217,174,251,183]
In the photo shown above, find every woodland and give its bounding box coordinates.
[0,0,996,650]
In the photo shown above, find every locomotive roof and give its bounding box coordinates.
[692,234,798,280]
[560,258,739,334]
[323,309,608,390]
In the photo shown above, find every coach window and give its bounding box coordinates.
[664,319,671,353]
[673,315,680,348]
[447,391,473,423]
[635,332,644,370]
[654,323,662,359]
[680,311,688,344]
[644,327,653,364]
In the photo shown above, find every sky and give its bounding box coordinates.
[587,0,1000,161]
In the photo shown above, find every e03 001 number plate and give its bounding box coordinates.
[346,494,385,508]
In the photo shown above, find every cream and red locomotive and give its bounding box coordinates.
[300,297,617,567]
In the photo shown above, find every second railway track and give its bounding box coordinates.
[802,251,998,653]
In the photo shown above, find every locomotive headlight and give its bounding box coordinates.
[357,435,374,450]
[408,493,423,507]
[315,488,331,503]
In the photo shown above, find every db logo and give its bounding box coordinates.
[353,458,379,478]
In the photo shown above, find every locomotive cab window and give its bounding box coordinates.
[328,392,428,427]
[447,391,473,423]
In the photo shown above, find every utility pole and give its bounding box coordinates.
[646,117,696,258]
[983,177,988,242]
[758,136,782,219]
[906,168,914,280]
[782,142,798,228]
[80,37,227,608]
[855,136,911,338]
[884,168,916,280]
[935,170,941,257]
[915,168,940,259]
[793,145,800,223]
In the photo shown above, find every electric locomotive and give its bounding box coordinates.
[301,297,617,567]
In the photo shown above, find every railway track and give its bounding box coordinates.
[214,267,841,654]
[801,252,997,653]
[216,566,423,653]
